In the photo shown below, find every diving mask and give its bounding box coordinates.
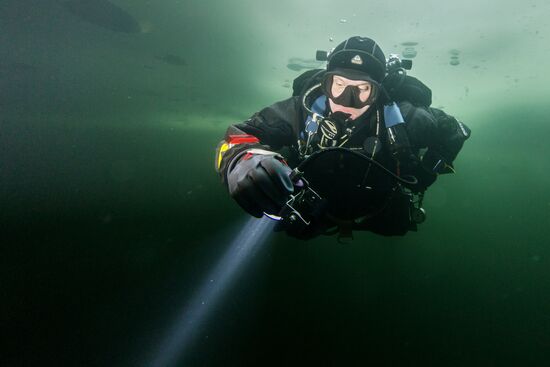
[322,71,380,108]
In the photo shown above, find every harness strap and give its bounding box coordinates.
[301,95,327,139]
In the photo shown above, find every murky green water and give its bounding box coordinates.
[2,0,549,366]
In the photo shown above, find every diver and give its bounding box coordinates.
[215,36,471,240]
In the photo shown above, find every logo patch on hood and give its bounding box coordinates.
[351,55,363,65]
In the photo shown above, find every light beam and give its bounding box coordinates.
[148,216,275,367]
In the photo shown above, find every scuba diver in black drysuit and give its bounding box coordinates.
[215,36,471,241]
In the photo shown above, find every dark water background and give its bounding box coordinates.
[2,0,549,366]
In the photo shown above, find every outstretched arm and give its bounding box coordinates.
[216,96,303,185]
[215,97,303,216]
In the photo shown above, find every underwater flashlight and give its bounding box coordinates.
[147,217,275,367]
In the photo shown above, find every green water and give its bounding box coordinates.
[2,0,549,366]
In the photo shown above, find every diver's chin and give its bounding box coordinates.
[329,99,370,120]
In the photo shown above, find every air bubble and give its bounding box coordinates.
[402,47,417,59]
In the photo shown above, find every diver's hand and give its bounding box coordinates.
[227,150,294,217]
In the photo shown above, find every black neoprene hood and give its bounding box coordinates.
[327,36,387,83]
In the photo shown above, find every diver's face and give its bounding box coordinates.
[328,75,373,120]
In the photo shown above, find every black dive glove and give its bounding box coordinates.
[397,152,437,193]
[227,150,294,218]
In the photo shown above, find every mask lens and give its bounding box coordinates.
[356,83,372,102]
[330,77,347,98]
